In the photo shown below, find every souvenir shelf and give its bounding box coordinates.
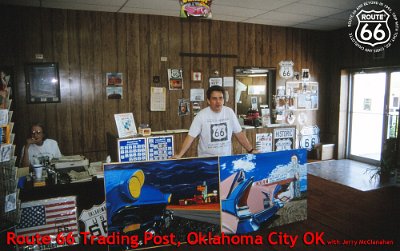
[0,86,19,232]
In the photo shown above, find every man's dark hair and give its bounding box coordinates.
[206,85,225,100]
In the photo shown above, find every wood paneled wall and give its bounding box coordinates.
[2,5,329,162]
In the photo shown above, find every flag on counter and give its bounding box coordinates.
[16,196,79,250]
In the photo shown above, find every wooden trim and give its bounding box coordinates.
[179,52,237,58]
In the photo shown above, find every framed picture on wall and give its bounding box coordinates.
[25,62,61,103]
[106,72,123,86]
[191,71,202,82]
[209,77,223,87]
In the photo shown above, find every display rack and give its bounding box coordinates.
[0,159,19,232]
[0,84,19,233]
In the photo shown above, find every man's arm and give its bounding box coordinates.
[21,146,30,167]
[234,131,257,153]
[21,138,35,167]
[172,135,195,159]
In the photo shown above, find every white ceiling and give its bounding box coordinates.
[1,0,398,31]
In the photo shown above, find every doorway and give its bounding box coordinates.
[348,69,400,165]
[233,67,275,116]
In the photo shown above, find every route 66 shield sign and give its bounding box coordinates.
[299,125,320,150]
[279,61,294,79]
[355,10,391,47]
[79,201,108,239]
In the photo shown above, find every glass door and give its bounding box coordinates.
[387,72,400,139]
[348,69,400,165]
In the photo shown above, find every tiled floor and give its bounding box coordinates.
[307,159,397,191]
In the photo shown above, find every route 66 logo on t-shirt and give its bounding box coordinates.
[210,123,228,142]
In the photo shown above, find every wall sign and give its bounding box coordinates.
[299,125,320,150]
[180,0,212,19]
[79,201,107,240]
[256,133,273,153]
[192,71,202,81]
[209,77,223,87]
[150,87,166,111]
[273,127,295,151]
[168,68,183,90]
[278,61,294,79]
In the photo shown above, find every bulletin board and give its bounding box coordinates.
[285,81,318,110]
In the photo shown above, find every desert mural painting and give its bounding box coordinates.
[219,149,307,234]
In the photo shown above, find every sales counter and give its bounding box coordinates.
[14,124,296,251]
[107,124,296,161]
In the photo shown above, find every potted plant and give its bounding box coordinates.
[370,138,398,182]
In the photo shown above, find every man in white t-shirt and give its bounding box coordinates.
[21,123,62,167]
[173,86,256,158]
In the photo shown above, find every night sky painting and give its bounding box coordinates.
[104,157,219,204]
[104,157,221,250]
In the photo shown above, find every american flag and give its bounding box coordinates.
[16,196,79,248]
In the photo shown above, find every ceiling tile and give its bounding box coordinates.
[214,0,298,11]
[298,0,365,10]
[294,22,339,30]
[245,18,302,27]
[310,17,346,26]
[328,10,353,20]
[125,0,179,11]
[4,0,394,31]
[256,11,317,23]
[212,15,248,23]
[276,3,344,17]
[211,5,267,18]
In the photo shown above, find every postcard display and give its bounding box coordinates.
[273,81,318,124]
[104,149,307,249]
[0,70,18,233]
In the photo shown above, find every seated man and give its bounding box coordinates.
[21,122,62,167]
